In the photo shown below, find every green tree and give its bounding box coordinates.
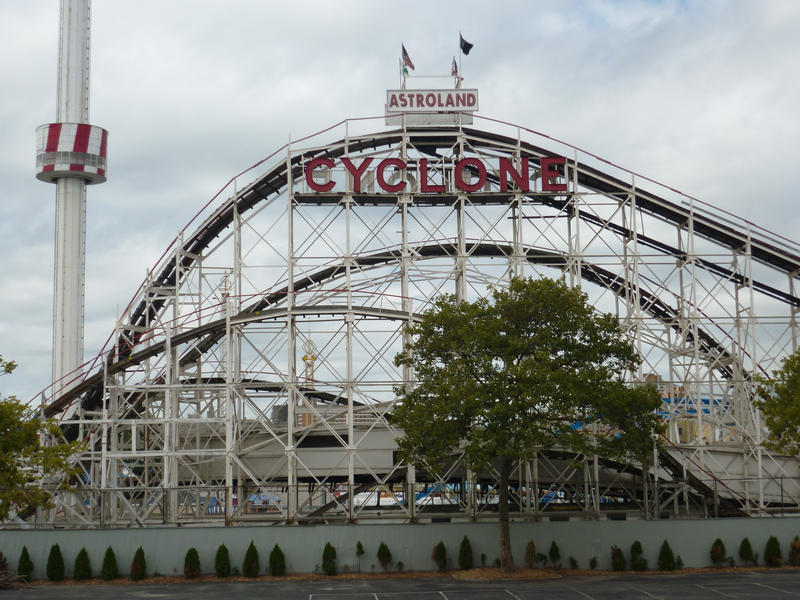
[630,540,647,571]
[184,547,201,579]
[17,546,33,582]
[130,546,147,581]
[46,544,64,581]
[74,547,91,580]
[458,536,473,570]
[432,541,447,572]
[548,541,561,569]
[0,356,84,520]
[764,536,782,567]
[758,350,800,455]
[356,540,365,572]
[393,277,663,570]
[101,547,118,580]
[710,538,726,567]
[377,541,392,572]
[524,540,537,569]
[739,537,756,565]
[214,544,231,578]
[269,544,286,576]
[658,540,676,571]
[243,541,260,577]
[321,542,337,576]
[0,355,17,376]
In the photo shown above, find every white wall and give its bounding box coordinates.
[1,517,799,580]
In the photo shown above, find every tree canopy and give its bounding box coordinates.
[393,277,663,569]
[0,356,83,521]
[758,349,800,456]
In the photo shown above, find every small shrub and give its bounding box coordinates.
[676,555,684,569]
[130,547,147,581]
[458,536,473,570]
[17,546,33,582]
[524,540,537,568]
[739,537,756,565]
[215,544,231,578]
[789,537,800,567]
[356,541,365,572]
[269,544,286,576]
[568,556,578,570]
[480,553,487,567]
[184,547,201,579]
[322,542,337,576]
[74,547,91,581]
[548,541,561,569]
[589,556,598,570]
[101,547,118,581]
[764,536,782,567]
[0,552,11,587]
[658,540,676,571]
[243,541,260,577]
[710,538,726,567]
[377,541,392,572]
[46,544,65,582]
[611,545,626,571]
[432,541,447,572]
[397,560,404,572]
[630,540,647,571]
[536,552,548,565]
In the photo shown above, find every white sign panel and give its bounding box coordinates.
[386,89,479,113]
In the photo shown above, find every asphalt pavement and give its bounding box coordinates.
[4,570,800,599]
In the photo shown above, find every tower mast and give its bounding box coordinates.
[36,0,108,398]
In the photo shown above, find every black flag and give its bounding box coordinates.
[460,34,473,55]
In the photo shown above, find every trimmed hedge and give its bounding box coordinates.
[322,542,337,576]
[215,544,231,578]
[243,541,260,577]
[658,540,676,571]
[130,547,147,581]
[458,536,473,570]
[269,544,286,576]
[74,547,91,580]
[17,546,33,582]
[101,547,118,581]
[432,541,447,572]
[184,547,201,579]
[377,541,392,572]
[765,536,782,567]
[46,544,65,582]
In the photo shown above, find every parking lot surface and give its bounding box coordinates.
[4,570,800,599]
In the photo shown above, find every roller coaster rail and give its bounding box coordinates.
[15,113,800,528]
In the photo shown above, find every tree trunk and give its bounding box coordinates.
[498,454,514,571]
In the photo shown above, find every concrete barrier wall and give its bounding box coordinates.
[1,518,799,580]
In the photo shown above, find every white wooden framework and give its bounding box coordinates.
[35,116,800,527]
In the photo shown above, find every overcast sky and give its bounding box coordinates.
[1,0,799,402]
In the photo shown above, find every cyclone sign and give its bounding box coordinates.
[304,156,569,194]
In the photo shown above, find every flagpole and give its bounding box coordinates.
[459,31,463,86]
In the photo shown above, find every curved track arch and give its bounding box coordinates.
[44,118,800,527]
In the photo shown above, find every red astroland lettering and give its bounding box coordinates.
[541,156,567,192]
[306,157,336,192]
[455,158,487,192]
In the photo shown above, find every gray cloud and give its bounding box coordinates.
[1,0,798,401]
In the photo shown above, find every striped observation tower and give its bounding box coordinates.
[35,0,108,398]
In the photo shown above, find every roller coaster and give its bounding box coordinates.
[33,113,800,527]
